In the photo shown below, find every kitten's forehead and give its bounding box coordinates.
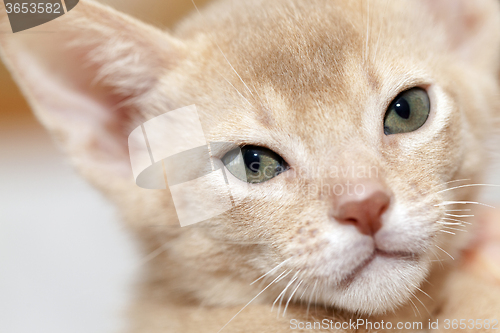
[184,0,435,144]
[213,0,372,101]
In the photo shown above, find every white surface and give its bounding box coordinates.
[0,125,139,333]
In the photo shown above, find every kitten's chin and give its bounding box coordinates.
[328,254,430,315]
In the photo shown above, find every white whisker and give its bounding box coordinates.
[424,179,470,194]
[299,283,309,300]
[410,283,433,301]
[434,201,495,208]
[274,273,299,317]
[371,0,388,63]
[283,279,303,317]
[445,213,474,218]
[372,21,381,63]
[429,248,445,268]
[442,217,471,225]
[442,179,471,186]
[436,184,500,194]
[407,297,420,317]
[407,287,429,317]
[307,280,318,317]
[437,221,463,226]
[250,259,290,285]
[435,245,454,260]
[221,75,252,107]
[364,0,370,64]
[214,43,256,98]
[424,179,471,194]
[190,0,257,100]
[441,226,467,233]
[275,269,293,284]
[217,269,288,333]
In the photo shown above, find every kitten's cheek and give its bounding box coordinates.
[462,243,500,285]
[461,210,500,284]
[480,244,500,280]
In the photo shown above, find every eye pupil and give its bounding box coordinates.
[244,150,261,173]
[383,87,430,135]
[394,98,411,119]
[222,145,288,184]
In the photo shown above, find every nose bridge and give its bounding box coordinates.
[315,146,383,194]
[337,147,380,178]
[317,148,391,236]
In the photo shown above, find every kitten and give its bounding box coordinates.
[1,0,500,332]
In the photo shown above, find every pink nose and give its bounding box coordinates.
[334,185,391,236]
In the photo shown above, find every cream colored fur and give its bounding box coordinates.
[1,0,500,332]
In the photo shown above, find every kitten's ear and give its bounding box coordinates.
[0,0,185,190]
[423,0,500,71]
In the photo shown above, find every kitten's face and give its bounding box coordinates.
[136,0,499,313]
[2,0,499,317]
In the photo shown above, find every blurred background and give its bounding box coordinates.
[0,1,499,333]
[0,1,211,333]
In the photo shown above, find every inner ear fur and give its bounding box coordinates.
[0,0,186,188]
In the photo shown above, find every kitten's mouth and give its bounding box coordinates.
[340,249,418,287]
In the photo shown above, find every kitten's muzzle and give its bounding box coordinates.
[341,249,419,287]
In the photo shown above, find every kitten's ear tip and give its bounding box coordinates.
[422,0,500,32]
[0,0,185,188]
[421,0,500,70]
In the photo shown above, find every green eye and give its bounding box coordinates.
[384,88,430,135]
[222,146,287,183]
